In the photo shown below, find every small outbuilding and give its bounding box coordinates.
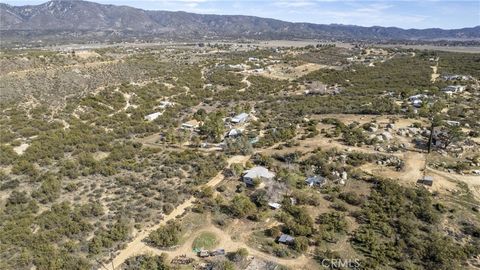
[227,128,242,137]
[418,176,434,186]
[442,85,466,93]
[198,250,209,258]
[231,113,249,124]
[305,175,327,187]
[210,249,225,256]
[278,234,295,245]
[268,202,282,210]
[144,112,162,121]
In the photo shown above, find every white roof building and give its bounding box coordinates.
[158,101,174,109]
[268,202,281,209]
[242,166,275,186]
[446,120,460,126]
[231,113,249,124]
[442,85,466,93]
[412,99,423,108]
[408,94,427,102]
[305,175,327,187]
[181,119,200,129]
[144,112,162,121]
[227,128,242,137]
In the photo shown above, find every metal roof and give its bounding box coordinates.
[243,166,275,180]
[231,112,249,122]
[278,234,294,243]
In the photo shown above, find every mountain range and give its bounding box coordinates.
[1,0,479,44]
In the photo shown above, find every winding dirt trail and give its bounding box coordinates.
[426,166,480,202]
[238,75,251,92]
[431,65,439,82]
[139,223,315,269]
[108,155,250,270]
[430,58,439,82]
[108,197,195,269]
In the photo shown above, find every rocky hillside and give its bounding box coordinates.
[1,0,479,43]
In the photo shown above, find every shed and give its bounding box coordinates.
[210,249,225,256]
[268,202,281,210]
[418,176,434,186]
[446,120,460,126]
[278,234,295,245]
[412,99,423,108]
[158,101,174,108]
[144,112,162,121]
[442,85,466,93]
[305,175,327,187]
[198,250,209,257]
[227,128,242,137]
[231,113,249,124]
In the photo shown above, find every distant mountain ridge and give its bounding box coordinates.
[1,0,479,43]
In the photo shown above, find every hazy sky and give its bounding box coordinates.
[3,0,480,29]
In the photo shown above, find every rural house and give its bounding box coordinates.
[242,166,275,186]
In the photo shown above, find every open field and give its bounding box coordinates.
[377,44,480,53]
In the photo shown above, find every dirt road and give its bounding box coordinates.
[139,223,316,269]
[360,151,425,183]
[426,166,480,202]
[431,59,439,82]
[108,155,250,269]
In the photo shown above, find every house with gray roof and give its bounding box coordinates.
[242,166,275,186]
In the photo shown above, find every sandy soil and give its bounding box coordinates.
[431,58,439,82]
[426,167,480,202]
[13,143,29,155]
[259,63,325,81]
[75,50,101,59]
[431,66,439,82]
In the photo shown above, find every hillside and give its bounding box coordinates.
[1,0,479,44]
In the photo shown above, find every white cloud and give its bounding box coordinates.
[274,0,316,8]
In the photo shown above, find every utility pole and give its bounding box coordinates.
[110,252,115,270]
[95,259,110,270]
[424,114,438,179]
[427,120,435,154]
